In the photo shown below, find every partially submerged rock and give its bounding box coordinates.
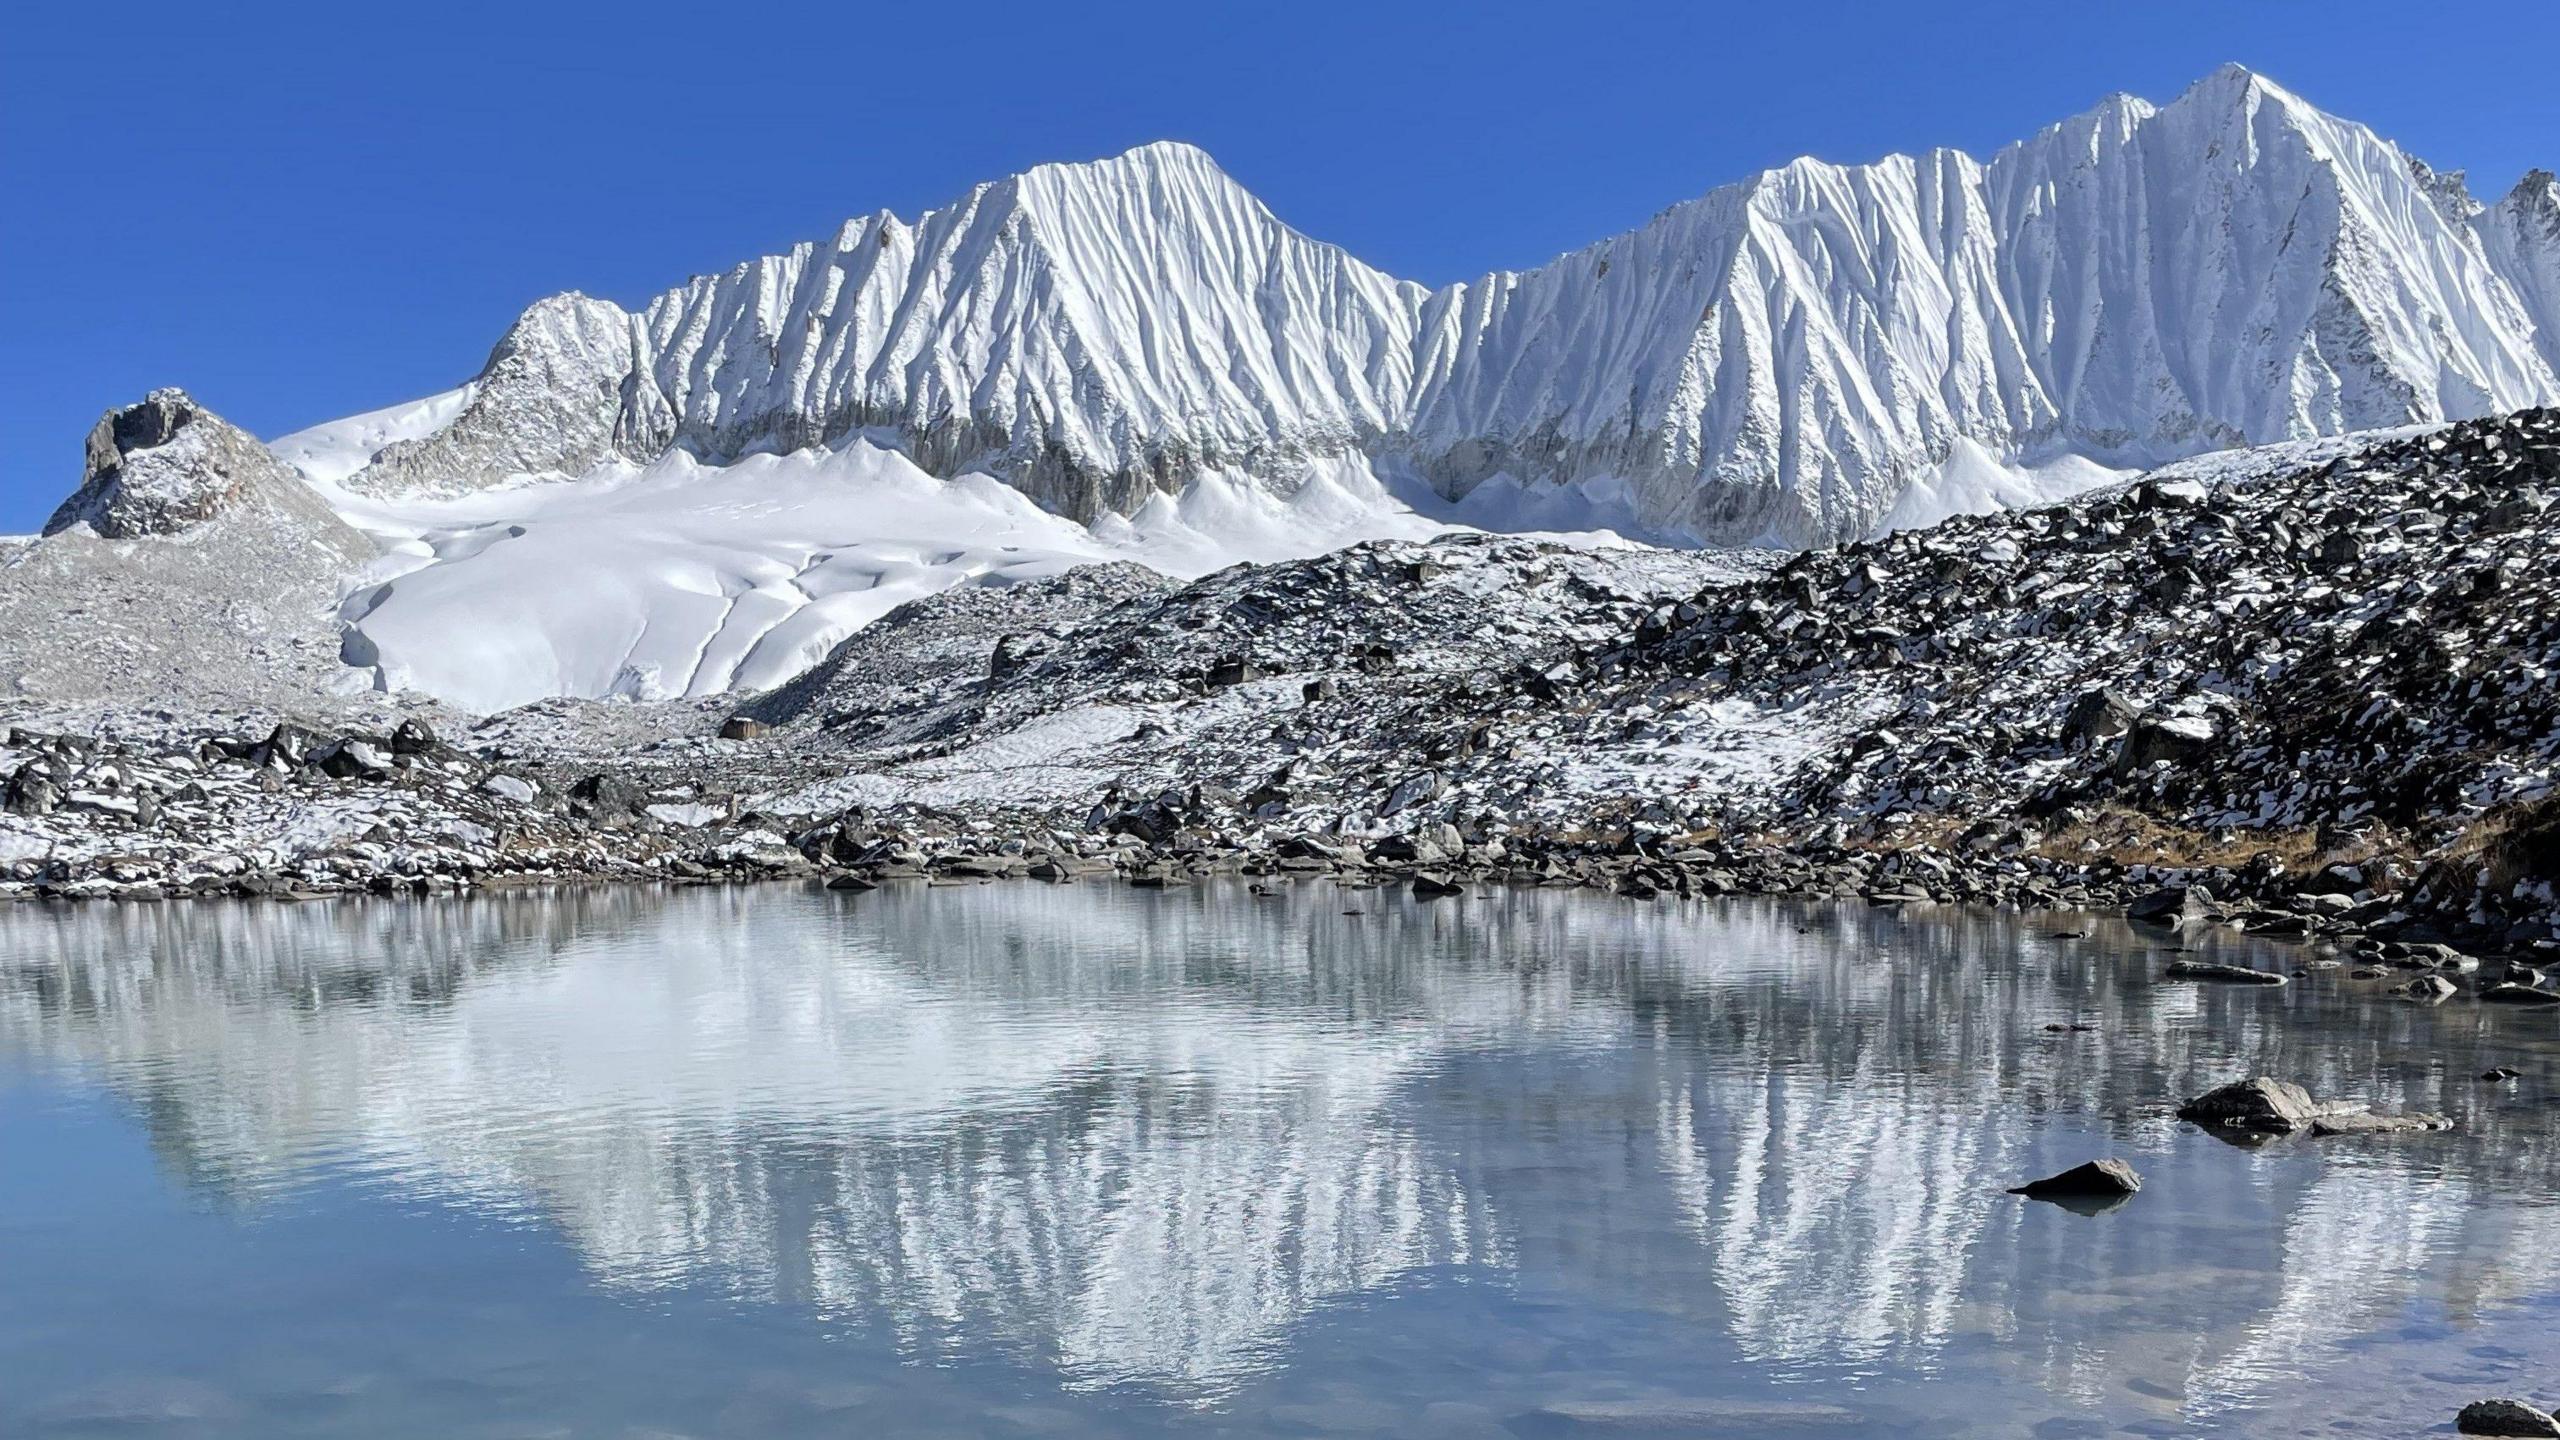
[2165,959,2288,985]
[2482,983,2560,1006]
[2008,1159,2141,1214]
[2459,1398,2560,1438]
[2177,1077,2450,1137]
[2308,1109,2455,1137]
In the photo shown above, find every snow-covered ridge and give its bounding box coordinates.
[319,141,1425,523]
[286,66,2560,549]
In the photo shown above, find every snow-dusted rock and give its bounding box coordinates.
[48,389,345,541]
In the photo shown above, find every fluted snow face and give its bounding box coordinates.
[2479,170,2560,374]
[1406,147,2053,542]
[1410,67,2560,542]
[308,68,2560,547]
[1980,67,2548,448]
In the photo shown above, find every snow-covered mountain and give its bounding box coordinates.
[290,66,2560,548]
[133,66,2558,709]
[322,141,1425,524]
[1403,66,2559,539]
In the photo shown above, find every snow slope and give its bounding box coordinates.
[266,384,478,485]
[319,440,1476,713]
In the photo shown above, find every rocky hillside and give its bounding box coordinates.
[686,407,2560,948]
[1581,412,2560,860]
[0,391,380,709]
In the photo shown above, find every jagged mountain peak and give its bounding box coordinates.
[1996,64,2317,172]
[2183,60,2303,106]
[1022,138,1228,182]
[943,140,1262,233]
[2480,165,2560,374]
[2507,167,2560,213]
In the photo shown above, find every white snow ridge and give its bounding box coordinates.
[250,65,2560,711]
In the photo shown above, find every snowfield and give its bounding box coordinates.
[301,437,1652,713]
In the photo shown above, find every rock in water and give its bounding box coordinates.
[2008,1159,2142,1214]
[2128,884,2213,926]
[2177,1077,2449,1137]
[2165,959,2288,985]
[2482,983,2560,1006]
[2458,1398,2560,1437]
[2176,1077,2349,1133]
[2307,1109,2455,1137]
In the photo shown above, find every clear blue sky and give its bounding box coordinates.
[6,0,2555,530]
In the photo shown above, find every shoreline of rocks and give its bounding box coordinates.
[7,741,2556,1018]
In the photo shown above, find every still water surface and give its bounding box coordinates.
[4,881,2559,1437]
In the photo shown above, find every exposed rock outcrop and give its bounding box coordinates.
[45,389,354,541]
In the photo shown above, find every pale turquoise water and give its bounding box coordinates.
[4,881,2559,1437]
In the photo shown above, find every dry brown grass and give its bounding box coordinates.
[2027,804,2380,873]
[2434,793,2560,894]
[1841,814,1972,853]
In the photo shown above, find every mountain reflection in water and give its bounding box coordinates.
[4,881,2559,1437]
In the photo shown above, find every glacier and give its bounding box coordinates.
[254,64,2560,710]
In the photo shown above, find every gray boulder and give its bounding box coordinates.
[2177,1077,2449,1137]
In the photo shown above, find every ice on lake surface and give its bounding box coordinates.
[4,881,2559,1437]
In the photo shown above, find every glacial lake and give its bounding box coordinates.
[4,882,2559,1438]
